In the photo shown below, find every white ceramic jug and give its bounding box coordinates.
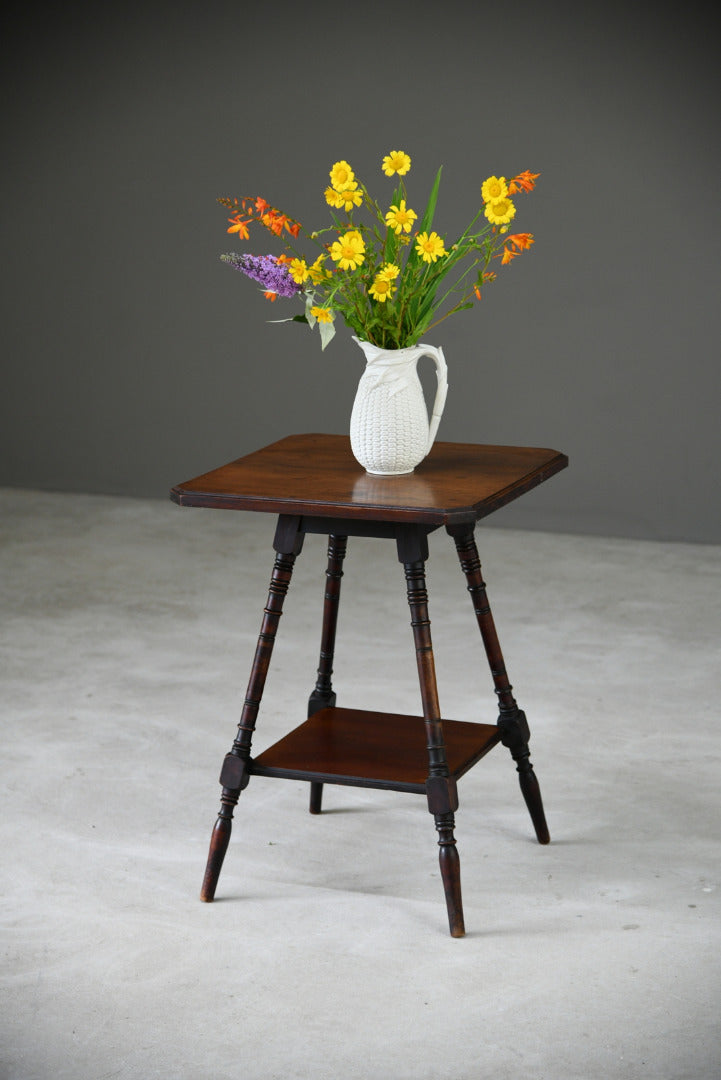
[349,337,448,475]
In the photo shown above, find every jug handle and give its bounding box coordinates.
[417,344,448,457]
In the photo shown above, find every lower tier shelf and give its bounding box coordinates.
[251,706,501,793]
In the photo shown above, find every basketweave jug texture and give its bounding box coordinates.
[349,337,448,475]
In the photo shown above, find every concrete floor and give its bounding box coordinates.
[1,487,720,1080]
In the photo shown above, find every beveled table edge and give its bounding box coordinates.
[169,434,569,526]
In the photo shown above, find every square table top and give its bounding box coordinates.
[170,433,568,527]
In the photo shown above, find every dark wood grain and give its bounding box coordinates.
[402,553,466,936]
[170,433,568,526]
[449,524,550,845]
[307,533,348,815]
[252,707,501,791]
[200,544,299,902]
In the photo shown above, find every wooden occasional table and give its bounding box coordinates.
[171,433,568,937]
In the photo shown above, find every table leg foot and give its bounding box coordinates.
[518,765,550,845]
[200,795,237,901]
[309,782,324,815]
[499,708,550,844]
[437,814,465,937]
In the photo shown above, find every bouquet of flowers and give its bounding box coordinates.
[219,151,538,351]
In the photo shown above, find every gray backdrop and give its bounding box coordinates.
[2,1,719,542]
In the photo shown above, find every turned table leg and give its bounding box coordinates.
[200,517,304,902]
[307,534,348,815]
[399,528,465,938]
[448,524,550,845]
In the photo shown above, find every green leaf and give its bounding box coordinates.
[384,181,405,263]
[384,226,398,266]
[418,166,443,235]
[319,319,336,350]
[405,166,443,276]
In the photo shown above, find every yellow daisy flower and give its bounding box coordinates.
[415,230,447,263]
[308,254,331,285]
[379,262,401,281]
[288,258,309,284]
[385,199,417,235]
[484,197,516,225]
[336,184,363,212]
[481,176,508,204]
[325,186,345,208]
[329,160,355,192]
[325,183,363,211]
[382,150,411,177]
[310,305,334,324]
[329,229,366,270]
[369,275,395,303]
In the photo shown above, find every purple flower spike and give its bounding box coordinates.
[221,252,301,297]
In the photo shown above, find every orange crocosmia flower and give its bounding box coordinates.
[255,197,270,214]
[500,232,535,264]
[262,212,285,236]
[507,171,540,194]
[266,212,299,237]
[474,285,482,299]
[505,232,535,251]
[263,291,278,301]
[227,215,250,239]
